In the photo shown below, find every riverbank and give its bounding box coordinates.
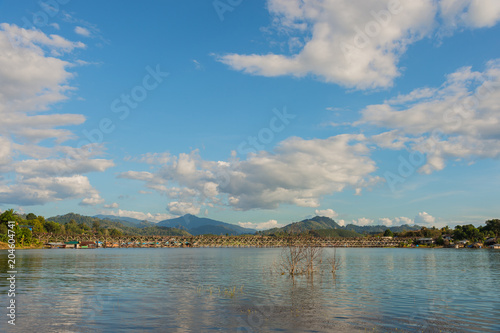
[0,241,44,249]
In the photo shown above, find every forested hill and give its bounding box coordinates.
[343,224,421,235]
[257,216,347,236]
[157,214,256,235]
[257,216,421,236]
[47,213,190,236]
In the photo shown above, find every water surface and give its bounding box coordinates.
[1,248,499,332]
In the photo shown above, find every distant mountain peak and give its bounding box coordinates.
[157,214,256,235]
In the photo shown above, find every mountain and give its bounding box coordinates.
[257,216,344,236]
[344,224,421,235]
[257,216,421,237]
[157,214,256,235]
[94,214,145,227]
[309,229,363,238]
[48,213,190,236]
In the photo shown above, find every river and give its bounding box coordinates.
[1,247,499,332]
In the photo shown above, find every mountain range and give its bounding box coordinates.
[48,213,189,236]
[257,216,420,236]
[156,214,256,235]
[47,213,420,237]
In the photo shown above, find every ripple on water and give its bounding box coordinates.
[0,248,499,332]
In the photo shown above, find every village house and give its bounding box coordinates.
[46,242,65,249]
[417,238,435,245]
[64,241,80,249]
[485,237,497,245]
[442,234,453,241]
[80,241,96,249]
[18,225,34,232]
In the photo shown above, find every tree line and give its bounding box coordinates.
[382,220,500,244]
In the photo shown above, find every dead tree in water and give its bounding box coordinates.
[274,226,323,276]
[327,248,342,276]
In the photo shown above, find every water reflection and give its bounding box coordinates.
[0,248,499,332]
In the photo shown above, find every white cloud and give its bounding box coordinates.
[361,59,500,173]
[379,217,394,226]
[119,171,155,182]
[104,209,173,222]
[378,216,414,226]
[119,134,381,211]
[0,175,104,206]
[218,1,500,90]
[0,24,111,207]
[414,212,436,225]
[219,0,434,89]
[13,158,114,177]
[337,219,346,227]
[439,0,500,30]
[371,130,409,149]
[74,26,91,37]
[314,209,338,218]
[104,202,119,209]
[238,219,284,230]
[167,201,201,216]
[395,216,414,225]
[80,191,105,206]
[352,217,374,226]
[192,59,202,70]
[0,136,11,165]
[125,152,171,165]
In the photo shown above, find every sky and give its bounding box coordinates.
[0,0,499,230]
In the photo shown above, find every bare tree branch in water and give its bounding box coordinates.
[327,248,342,276]
[272,225,325,276]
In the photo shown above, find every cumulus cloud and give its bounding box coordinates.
[0,24,111,207]
[379,216,414,226]
[104,209,173,222]
[119,134,381,211]
[314,209,338,218]
[379,217,394,226]
[0,175,103,206]
[125,152,171,165]
[167,201,201,216]
[80,191,105,206]
[361,59,500,174]
[439,0,500,30]
[238,219,284,230]
[75,26,91,37]
[351,217,374,226]
[104,202,119,209]
[414,212,436,225]
[217,0,500,90]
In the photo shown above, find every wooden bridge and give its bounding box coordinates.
[33,233,416,248]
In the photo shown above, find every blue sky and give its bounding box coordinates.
[1,0,499,229]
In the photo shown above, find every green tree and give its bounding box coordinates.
[92,220,100,233]
[44,221,61,233]
[65,219,79,234]
[31,218,46,233]
[484,219,500,237]
[78,222,90,233]
[16,226,32,246]
[383,229,394,237]
[0,209,19,224]
[109,228,122,237]
[26,213,37,220]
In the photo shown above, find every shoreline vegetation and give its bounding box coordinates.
[0,209,498,250]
